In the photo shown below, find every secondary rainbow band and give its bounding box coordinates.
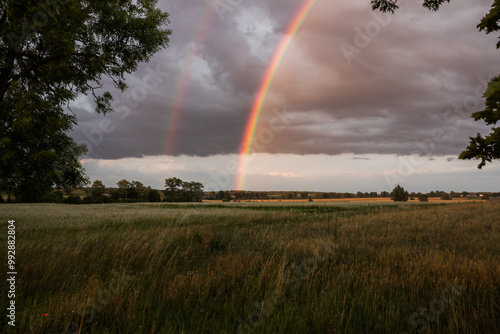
[165,2,216,155]
[236,0,318,190]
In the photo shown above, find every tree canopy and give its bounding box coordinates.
[164,177,204,203]
[0,0,171,201]
[391,184,409,202]
[372,0,500,168]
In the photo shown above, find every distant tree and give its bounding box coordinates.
[164,177,183,202]
[391,185,409,202]
[109,189,120,201]
[147,189,161,202]
[223,191,232,202]
[91,180,106,199]
[182,181,204,202]
[128,181,145,199]
[216,190,225,200]
[370,192,378,198]
[380,191,389,197]
[281,192,297,199]
[117,179,131,199]
[418,194,429,202]
[164,177,204,202]
[63,195,82,205]
[356,191,364,198]
[440,192,452,200]
[301,192,308,199]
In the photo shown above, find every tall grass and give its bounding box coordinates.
[0,202,498,333]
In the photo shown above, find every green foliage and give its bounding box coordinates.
[91,180,105,199]
[223,191,232,202]
[117,179,145,199]
[147,189,161,202]
[0,101,89,202]
[477,0,500,48]
[390,184,409,202]
[63,195,82,204]
[164,177,204,202]
[418,194,429,202]
[372,0,500,168]
[440,192,452,200]
[459,77,500,168]
[0,0,171,201]
[371,0,451,13]
[40,190,64,203]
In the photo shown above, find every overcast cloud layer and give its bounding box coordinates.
[69,0,497,160]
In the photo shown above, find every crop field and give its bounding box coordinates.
[0,201,499,333]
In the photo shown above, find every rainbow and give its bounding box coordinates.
[236,0,318,190]
[164,1,216,155]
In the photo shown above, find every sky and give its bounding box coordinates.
[69,0,500,193]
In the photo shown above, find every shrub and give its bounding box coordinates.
[82,196,95,204]
[440,192,452,200]
[418,194,429,202]
[63,195,82,204]
[391,185,409,202]
[148,190,161,202]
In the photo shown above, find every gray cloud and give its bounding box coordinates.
[70,0,497,159]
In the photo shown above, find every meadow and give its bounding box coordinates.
[0,201,499,333]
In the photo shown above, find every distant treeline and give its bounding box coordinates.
[205,190,500,201]
[1,178,498,204]
[0,177,203,204]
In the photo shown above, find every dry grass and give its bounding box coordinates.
[0,201,498,333]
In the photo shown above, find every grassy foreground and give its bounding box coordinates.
[0,201,499,333]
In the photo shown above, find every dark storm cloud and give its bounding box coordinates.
[69,0,498,159]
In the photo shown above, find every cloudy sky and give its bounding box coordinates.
[69,0,500,193]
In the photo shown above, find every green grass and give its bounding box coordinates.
[0,201,499,333]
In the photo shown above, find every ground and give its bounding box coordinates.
[0,200,498,333]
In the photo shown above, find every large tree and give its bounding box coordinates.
[0,0,171,201]
[372,0,499,168]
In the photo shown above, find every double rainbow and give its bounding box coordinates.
[164,2,216,155]
[163,0,318,190]
[236,0,318,190]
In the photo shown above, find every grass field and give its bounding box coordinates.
[0,201,499,333]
